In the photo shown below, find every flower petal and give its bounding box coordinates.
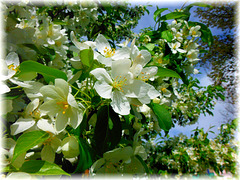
[41,144,55,163]
[37,119,56,134]
[111,59,131,79]
[67,94,78,109]
[55,112,68,133]
[111,90,130,115]
[95,34,111,55]
[10,117,35,135]
[5,52,19,66]
[94,80,112,99]
[39,99,59,117]
[91,68,112,83]
[40,85,62,100]
[112,47,130,60]
[69,107,83,129]
[55,78,69,99]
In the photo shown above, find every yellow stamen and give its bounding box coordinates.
[161,88,167,93]
[8,64,18,72]
[56,101,69,114]
[104,47,115,58]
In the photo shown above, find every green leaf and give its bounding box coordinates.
[161,12,189,21]
[188,21,213,46]
[154,8,168,21]
[145,43,155,51]
[108,106,122,149]
[184,2,213,12]
[17,60,67,83]
[157,67,181,79]
[20,160,70,176]
[94,105,109,155]
[80,48,94,67]
[149,103,172,131]
[73,137,93,173]
[93,105,122,155]
[12,131,50,163]
[161,30,173,42]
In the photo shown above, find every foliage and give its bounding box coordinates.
[1,0,236,179]
[194,2,237,106]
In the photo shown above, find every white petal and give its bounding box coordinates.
[5,52,19,66]
[25,98,39,115]
[112,47,130,60]
[90,68,112,84]
[94,81,112,99]
[40,85,61,99]
[55,112,68,133]
[39,99,59,117]
[123,80,148,98]
[139,49,151,66]
[96,55,112,67]
[111,90,130,115]
[55,79,69,99]
[69,108,83,129]
[111,59,131,79]
[95,34,111,55]
[177,48,187,53]
[41,144,55,163]
[37,119,56,134]
[67,94,78,109]
[0,82,10,94]
[147,85,160,99]
[10,118,35,135]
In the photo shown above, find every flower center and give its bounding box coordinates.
[103,47,115,58]
[112,76,127,92]
[139,72,150,81]
[161,87,167,93]
[56,101,69,114]
[8,64,18,72]
[192,30,196,35]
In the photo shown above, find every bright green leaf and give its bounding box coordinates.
[149,103,172,131]
[12,131,50,163]
[80,48,94,67]
[17,60,67,83]
[20,160,70,176]
[161,30,173,42]
[145,43,155,51]
[157,67,181,79]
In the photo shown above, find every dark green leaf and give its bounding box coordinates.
[108,106,122,149]
[12,131,50,163]
[161,12,189,21]
[149,103,172,131]
[154,8,168,22]
[73,137,93,173]
[184,2,213,12]
[17,60,67,83]
[20,160,70,176]
[94,105,109,155]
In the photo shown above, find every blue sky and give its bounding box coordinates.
[131,0,230,139]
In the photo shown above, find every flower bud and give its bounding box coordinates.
[153,98,160,104]
[61,136,79,158]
